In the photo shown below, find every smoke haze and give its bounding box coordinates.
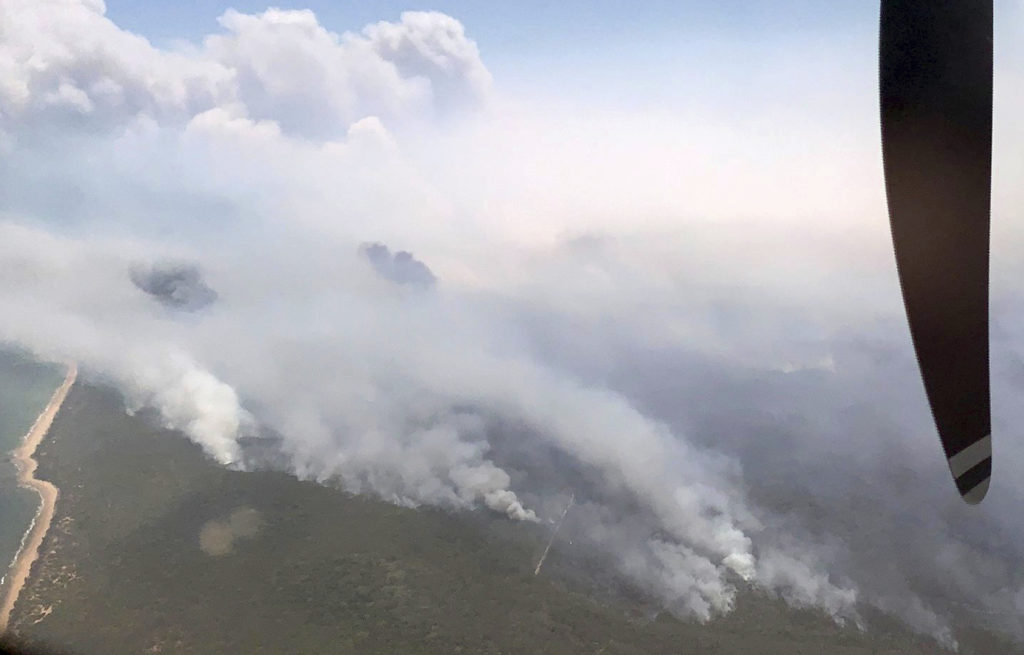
[3,1,1024,649]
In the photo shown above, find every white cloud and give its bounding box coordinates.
[0,1,488,140]
[0,0,233,132]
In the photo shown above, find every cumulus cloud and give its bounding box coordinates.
[0,0,232,135]
[0,0,488,140]
[4,1,1024,650]
[206,8,490,138]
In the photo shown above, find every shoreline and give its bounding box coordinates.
[0,362,77,635]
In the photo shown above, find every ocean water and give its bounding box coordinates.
[0,349,64,589]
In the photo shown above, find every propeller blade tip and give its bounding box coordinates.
[961,475,990,505]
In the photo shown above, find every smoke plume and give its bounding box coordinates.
[359,242,437,289]
[3,1,1024,650]
[130,262,218,310]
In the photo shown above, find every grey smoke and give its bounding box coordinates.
[130,263,218,311]
[4,1,1024,651]
[360,242,437,289]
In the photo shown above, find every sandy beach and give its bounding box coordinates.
[0,362,77,635]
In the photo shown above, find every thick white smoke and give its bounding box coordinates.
[3,1,1024,649]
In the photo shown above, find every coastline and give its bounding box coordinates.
[0,362,77,635]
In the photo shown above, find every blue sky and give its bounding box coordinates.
[103,0,878,104]
[105,1,875,49]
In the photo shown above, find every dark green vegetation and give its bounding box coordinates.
[2,381,1019,654]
